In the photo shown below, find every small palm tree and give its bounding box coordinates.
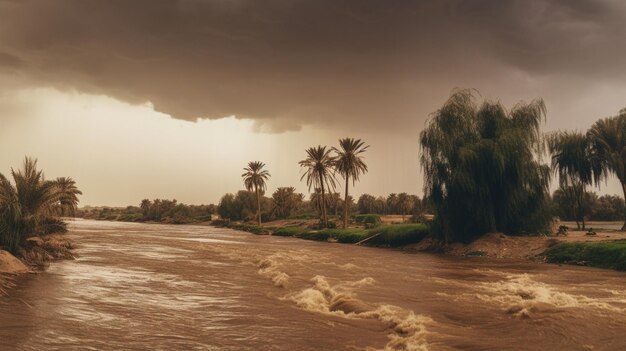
[299,146,336,227]
[548,131,596,229]
[588,110,626,230]
[333,138,369,228]
[54,177,83,217]
[242,161,270,225]
[0,157,76,253]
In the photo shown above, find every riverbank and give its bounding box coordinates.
[213,219,626,271]
[0,234,75,295]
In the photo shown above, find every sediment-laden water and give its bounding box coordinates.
[0,219,624,350]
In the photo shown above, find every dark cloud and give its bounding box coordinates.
[0,0,624,132]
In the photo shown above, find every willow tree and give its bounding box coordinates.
[299,146,336,227]
[420,90,551,243]
[547,131,597,230]
[333,138,369,228]
[242,161,270,225]
[588,109,626,230]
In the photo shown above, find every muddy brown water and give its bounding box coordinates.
[0,219,625,350]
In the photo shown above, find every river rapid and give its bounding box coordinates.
[0,219,624,350]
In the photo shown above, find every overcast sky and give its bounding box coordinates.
[1,0,625,206]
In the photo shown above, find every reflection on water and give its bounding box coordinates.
[0,219,625,350]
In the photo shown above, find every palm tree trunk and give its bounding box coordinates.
[255,185,261,226]
[343,176,349,228]
[320,173,328,228]
[621,182,626,231]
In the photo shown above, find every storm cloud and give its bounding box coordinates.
[0,0,625,132]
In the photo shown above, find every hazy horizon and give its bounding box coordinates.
[2,0,626,206]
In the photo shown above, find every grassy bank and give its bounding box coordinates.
[543,240,626,271]
[219,221,430,248]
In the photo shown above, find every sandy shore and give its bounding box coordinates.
[0,234,74,295]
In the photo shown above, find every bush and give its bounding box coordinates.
[117,213,144,222]
[35,217,68,235]
[317,228,369,243]
[543,240,626,271]
[227,223,270,235]
[298,231,331,241]
[354,214,381,226]
[273,226,307,237]
[366,224,430,247]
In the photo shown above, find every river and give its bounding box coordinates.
[0,219,624,350]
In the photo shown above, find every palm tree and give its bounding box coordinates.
[242,161,270,225]
[54,177,83,217]
[547,131,596,229]
[333,138,369,228]
[271,187,302,219]
[140,199,151,218]
[588,110,626,230]
[0,157,69,253]
[299,146,336,227]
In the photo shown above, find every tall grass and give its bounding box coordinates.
[365,224,430,246]
[543,240,626,271]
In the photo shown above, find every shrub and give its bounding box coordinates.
[366,224,430,247]
[354,214,382,226]
[298,231,331,242]
[227,223,270,235]
[273,226,307,237]
[35,217,68,235]
[317,228,369,243]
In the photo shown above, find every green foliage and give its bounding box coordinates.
[366,224,430,247]
[226,223,270,235]
[420,89,551,243]
[0,157,79,254]
[79,200,216,224]
[588,110,626,229]
[333,138,369,228]
[242,161,271,225]
[299,145,337,227]
[543,240,626,271]
[272,226,307,237]
[297,231,331,242]
[354,214,381,225]
[317,228,368,243]
[271,187,304,219]
[592,194,625,221]
[36,217,68,235]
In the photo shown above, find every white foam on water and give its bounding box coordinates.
[286,275,432,351]
[475,274,625,318]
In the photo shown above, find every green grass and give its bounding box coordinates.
[365,224,430,247]
[273,226,307,237]
[354,214,381,225]
[293,224,430,246]
[543,240,626,271]
[226,223,271,235]
[218,221,431,247]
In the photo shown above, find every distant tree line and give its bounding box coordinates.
[78,199,216,224]
[216,187,430,224]
[551,190,625,228]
